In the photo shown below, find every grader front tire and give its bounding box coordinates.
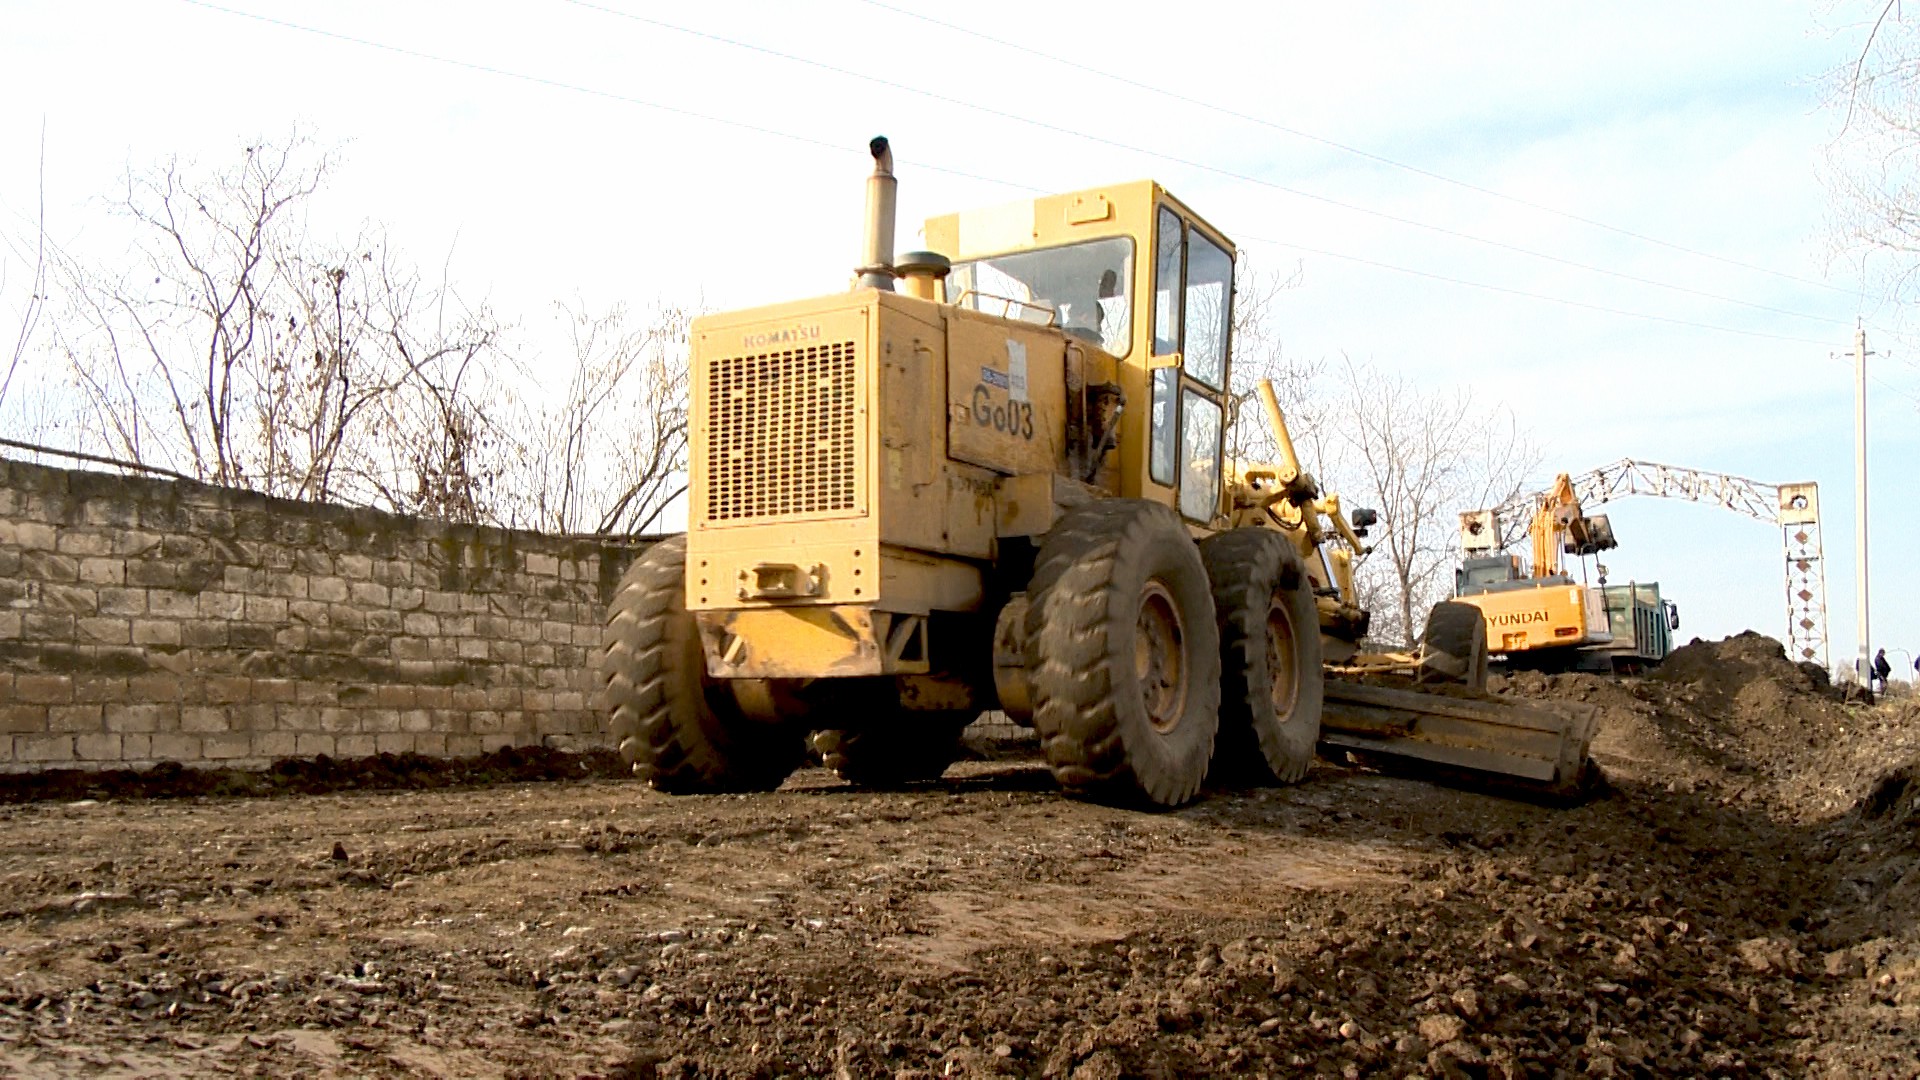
[600,536,805,794]
[1025,501,1221,808]
[1200,529,1324,785]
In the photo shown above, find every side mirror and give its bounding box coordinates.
[1350,508,1379,532]
[1667,602,1680,631]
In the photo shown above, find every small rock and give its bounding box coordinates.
[1494,973,1529,992]
[331,843,349,862]
[1338,1020,1364,1040]
[1450,988,1482,1018]
[1418,1014,1466,1045]
[1822,948,1863,979]
[1257,1016,1283,1035]
[1395,1035,1428,1056]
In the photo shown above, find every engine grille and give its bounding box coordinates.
[705,341,859,521]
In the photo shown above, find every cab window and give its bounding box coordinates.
[1183,231,1231,390]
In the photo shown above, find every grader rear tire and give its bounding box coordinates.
[1420,600,1490,692]
[600,536,806,793]
[1025,500,1220,808]
[1199,529,1324,785]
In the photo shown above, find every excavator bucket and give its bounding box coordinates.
[1318,679,1602,801]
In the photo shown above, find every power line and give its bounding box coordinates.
[853,0,1860,301]
[557,0,1851,328]
[172,0,1040,194]
[1234,233,1839,346]
[173,0,1875,352]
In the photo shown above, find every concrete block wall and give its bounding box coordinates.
[0,458,646,771]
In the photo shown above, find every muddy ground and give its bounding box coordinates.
[1,633,1918,1078]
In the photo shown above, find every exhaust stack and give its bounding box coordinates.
[854,136,897,291]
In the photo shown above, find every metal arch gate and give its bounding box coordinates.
[1493,459,1830,670]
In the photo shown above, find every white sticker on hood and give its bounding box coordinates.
[1006,340,1028,403]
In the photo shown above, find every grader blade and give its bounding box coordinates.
[1319,679,1601,801]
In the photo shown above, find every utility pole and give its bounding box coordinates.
[1854,322,1872,684]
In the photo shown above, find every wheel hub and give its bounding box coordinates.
[1266,598,1301,723]
[1135,581,1188,733]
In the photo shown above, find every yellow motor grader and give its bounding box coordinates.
[600,138,1597,807]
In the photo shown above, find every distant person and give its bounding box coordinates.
[1872,648,1892,693]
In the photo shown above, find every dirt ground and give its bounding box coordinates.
[2,633,1919,1078]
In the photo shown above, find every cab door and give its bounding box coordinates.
[1146,204,1234,524]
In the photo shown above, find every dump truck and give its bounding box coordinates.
[599,138,1598,806]
[1591,582,1679,673]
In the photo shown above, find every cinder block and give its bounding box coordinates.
[202,733,250,759]
[0,613,20,640]
[13,734,74,761]
[423,591,461,614]
[349,581,390,607]
[96,584,146,611]
[445,734,483,757]
[127,674,185,701]
[48,705,103,732]
[392,587,424,611]
[131,619,182,647]
[244,595,288,622]
[489,687,525,709]
[232,704,277,732]
[78,557,126,585]
[21,551,80,583]
[148,733,201,761]
[311,577,354,606]
[359,709,401,734]
[525,552,559,577]
[478,734,518,753]
[121,733,151,760]
[318,707,356,733]
[414,733,447,756]
[196,591,245,620]
[14,674,72,704]
[147,591,200,619]
[0,704,48,733]
[253,679,298,705]
[336,553,373,580]
[205,677,251,705]
[251,732,298,758]
[55,530,114,557]
[336,734,377,757]
[294,733,335,756]
[106,703,178,733]
[296,682,338,706]
[374,733,414,755]
[74,733,122,760]
[72,677,128,703]
[401,709,434,733]
[181,622,229,648]
[76,617,132,645]
[14,522,57,550]
[180,707,229,733]
[457,638,489,661]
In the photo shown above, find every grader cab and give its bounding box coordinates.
[600,138,1597,807]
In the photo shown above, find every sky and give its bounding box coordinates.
[0,0,1916,676]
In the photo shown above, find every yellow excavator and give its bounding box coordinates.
[599,138,1598,806]
[1454,474,1618,666]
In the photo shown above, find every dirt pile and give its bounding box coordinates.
[1502,632,1915,818]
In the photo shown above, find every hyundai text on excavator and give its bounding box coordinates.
[599,138,1599,807]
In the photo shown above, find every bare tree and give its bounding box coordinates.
[1321,355,1536,647]
[1224,258,1316,467]
[45,133,508,514]
[501,299,693,536]
[1824,1,1920,365]
[1,121,51,414]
